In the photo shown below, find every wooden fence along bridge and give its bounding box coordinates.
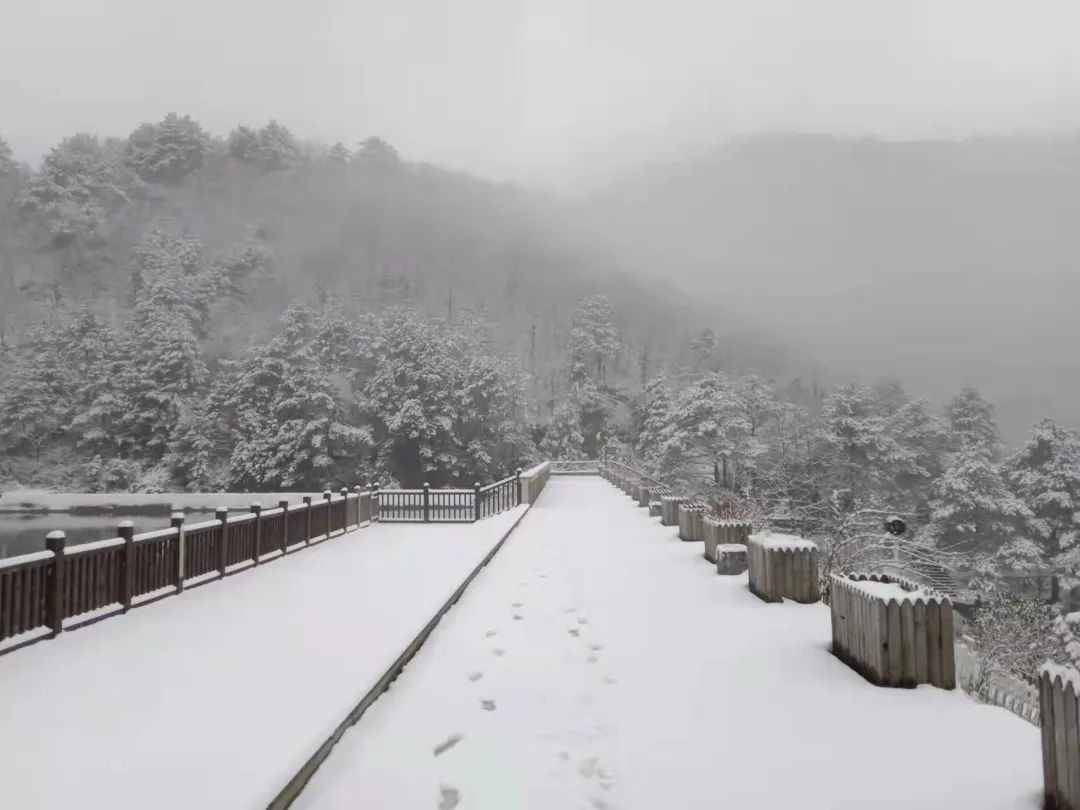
[0,460,1070,809]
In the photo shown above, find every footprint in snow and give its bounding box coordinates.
[568,628,580,638]
[433,735,463,757]
[493,647,505,657]
[438,785,461,810]
[578,757,599,778]
[513,614,524,621]
[577,617,589,625]
[587,654,599,663]
[485,630,498,637]
[589,643,603,651]
[603,676,618,685]
[468,671,484,682]
[480,699,497,711]
[512,601,523,608]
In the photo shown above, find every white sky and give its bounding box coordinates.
[2,0,1079,183]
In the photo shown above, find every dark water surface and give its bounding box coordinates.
[0,512,215,559]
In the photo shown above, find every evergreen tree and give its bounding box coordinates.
[636,375,672,467]
[257,120,300,171]
[125,113,209,184]
[568,294,619,383]
[946,385,1000,458]
[1005,418,1080,578]
[539,399,586,461]
[227,126,260,162]
[926,447,1029,554]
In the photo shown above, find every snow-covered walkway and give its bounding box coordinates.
[0,507,527,810]
[299,477,1042,810]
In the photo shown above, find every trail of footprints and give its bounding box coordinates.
[433,564,618,809]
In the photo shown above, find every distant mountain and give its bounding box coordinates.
[582,133,1080,441]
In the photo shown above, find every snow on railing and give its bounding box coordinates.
[550,460,600,475]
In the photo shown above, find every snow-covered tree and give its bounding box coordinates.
[227,126,260,162]
[125,113,209,184]
[926,447,1029,555]
[327,142,352,163]
[539,399,586,460]
[819,383,896,501]
[355,136,399,164]
[660,372,754,493]
[946,385,1000,458]
[1006,418,1080,561]
[257,120,300,171]
[569,294,620,383]
[20,133,126,246]
[212,305,368,489]
[635,375,672,467]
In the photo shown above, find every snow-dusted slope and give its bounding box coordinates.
[0,508,526,809]
[299,477,1041,810]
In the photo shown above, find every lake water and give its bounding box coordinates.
[0,512,215,559]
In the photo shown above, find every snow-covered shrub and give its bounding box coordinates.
[967,595,1065,694]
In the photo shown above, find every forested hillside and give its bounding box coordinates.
[0,115,778,492]
[2,118,1079,617]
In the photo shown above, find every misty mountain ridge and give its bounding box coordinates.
[582,131,1080,442]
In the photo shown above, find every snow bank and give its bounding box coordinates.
[298,478,1039,810]
[0,506,528,810]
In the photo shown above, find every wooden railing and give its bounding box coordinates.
[0,488,370,655]
[0,463,560,656]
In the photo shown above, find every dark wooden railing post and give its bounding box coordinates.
[278,499,290,554]
[215,507,228,578]
[353,485,365,524]
[515,468,523,506]
[118,520,135,611]
[324,490,333,539]
[473,482,482,522]
[45,530,66,637]
[423,482,431,523]
[250,502,262,565]
[171,511,185,594]
[371,483,380,522]
[302,496,313,544]
[340,487,350,531]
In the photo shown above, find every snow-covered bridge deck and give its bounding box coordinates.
[299,477,1041,810]
[0,476,1044,809]
[0,507,527,809]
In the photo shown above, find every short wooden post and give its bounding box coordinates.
[473,482,482,522]
[278,499,290,554]
[323,490,333,539]
[339,487,350,531]
[118,520,135,611]
[45,530,66,637]
[302,496,313,543]
[423,483,431,523]
[353,486,365,524]
[215,508,228,578]
[250,502,262,565]
[171,511,185,593]
[371,483,380,522]
[515,468,523,505]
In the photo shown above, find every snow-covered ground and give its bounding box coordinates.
[299,477,1042,810]
[0,507,526,810]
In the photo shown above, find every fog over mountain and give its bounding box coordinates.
[578,133,1080,442]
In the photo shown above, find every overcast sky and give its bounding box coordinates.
[2,0,1080,184]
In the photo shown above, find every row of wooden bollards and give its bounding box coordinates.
[602,462,1080,809]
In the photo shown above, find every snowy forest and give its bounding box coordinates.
[3,116,1080,685]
